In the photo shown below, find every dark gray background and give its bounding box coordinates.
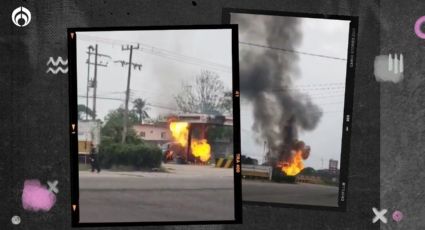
[380,0,425,229]
[0,0,393,229]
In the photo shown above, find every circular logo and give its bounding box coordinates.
[11,6,31,27]
[392,210,403,222]
[11,215,21,225]
[414,16,425,39]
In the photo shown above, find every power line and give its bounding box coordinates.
[78,34,232,73]
[315,101,344,106]
[296,93,346,100]
[79,95,123,101]
[137,48,231,73]
[239,41,347,61]
[145,103,177,111]
[239,108,343,114]
[78,95,178,111]
[271,86,346,91]
[284,82,346,87]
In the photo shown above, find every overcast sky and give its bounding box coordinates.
[76,29,233,121]
[232,13,351,170]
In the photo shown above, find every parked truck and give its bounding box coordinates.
[242,164,273,181]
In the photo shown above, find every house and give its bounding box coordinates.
[133,123,172,146]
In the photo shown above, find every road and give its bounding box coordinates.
[78,164,235,223]
[243,180,339,207]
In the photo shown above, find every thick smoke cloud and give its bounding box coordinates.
[232,13,322,164]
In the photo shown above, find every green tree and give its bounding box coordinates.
[101,108,142,144]
[132,98,150,124]
[174,70,231,115]
[78,104,95,120]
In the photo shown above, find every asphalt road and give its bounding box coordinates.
[243,180,339,207]
[78,164,235,223]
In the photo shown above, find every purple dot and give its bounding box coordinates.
[392,210,403,222]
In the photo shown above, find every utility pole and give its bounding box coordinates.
[86,44,110,121]
[85,46,93,120]
[115,44,142,144]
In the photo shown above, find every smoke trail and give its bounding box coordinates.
[232,13,322,164]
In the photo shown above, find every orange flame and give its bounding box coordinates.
[191,139,211,162]
[169,122,189,147]
[281,150,304,176]
[169,121,211,162]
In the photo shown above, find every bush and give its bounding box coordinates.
[99,143,162,170]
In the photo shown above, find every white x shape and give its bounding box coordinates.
[372,207,387,224]
[47,180,59,194]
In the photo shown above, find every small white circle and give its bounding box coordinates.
[11,215,21,225]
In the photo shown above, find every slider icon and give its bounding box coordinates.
[71,124,76,134]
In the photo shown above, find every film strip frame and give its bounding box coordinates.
[68,24,242,227]
[223,8,358,212]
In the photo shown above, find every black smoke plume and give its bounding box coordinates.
[232,13,322,165]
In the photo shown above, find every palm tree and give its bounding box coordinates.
[78,104,95,120]
[132,98,150,124]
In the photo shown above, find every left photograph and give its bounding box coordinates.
[68,25,240,226]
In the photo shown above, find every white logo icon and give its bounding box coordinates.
[372,207,388,224]
[388,53,404,74]
[374,54,404,83]
[11,6,31,27]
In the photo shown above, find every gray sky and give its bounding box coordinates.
[233,14,350,169]
[76,29,233,121]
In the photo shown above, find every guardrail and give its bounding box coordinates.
[295,175,323,184]
[215,158,233,168]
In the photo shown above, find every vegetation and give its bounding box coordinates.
[98,108,162,170]
[174,70,232,115]
[101,108,140,144]
[78,104,95,120]
[132,98,150,124]
[241,155,258,165]
[98,143,162,170]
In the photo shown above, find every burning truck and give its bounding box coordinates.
[263,117,314,182]
[268,140,311,183]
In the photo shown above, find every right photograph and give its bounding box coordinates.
[224,9,357,209]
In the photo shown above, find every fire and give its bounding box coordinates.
[191,139,211,162]
[169,122,189,147]
[281,150,304,176]
[169,121,211,162]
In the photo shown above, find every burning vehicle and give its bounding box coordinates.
[270,139,311,183]
[160,141,186,163]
